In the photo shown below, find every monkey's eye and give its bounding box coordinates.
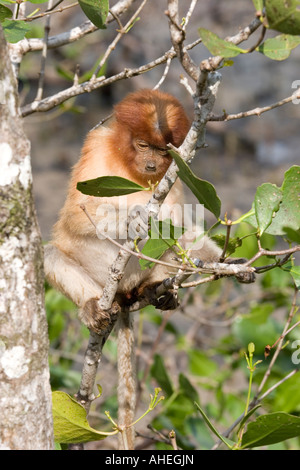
[157,148,169,157]
[135,140,149,151]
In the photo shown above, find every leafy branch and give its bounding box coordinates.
[52,387,164,448]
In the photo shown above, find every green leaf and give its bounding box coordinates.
[199,27,246,58]
[252,0,264,12]
[233,206,256,226]
[237,405,262,434]
[283,227,300,243]
[151,217,184,241]
[56,65,74,82]
[212,234,243,257]
[189,349,217,377]
[28,0,50,3]
[1,19,31,43]
[139,218,184,270]
[52,391,117,444]
[170,150,221,219]
[282,264,300,290]
[241,412,300,448]
[0,4,12,21]
[272,372,300,413]
[179,373,199,403]
[257,34,300,60]
[265,165,300,235]
[139,238,170,270]
[78,0,109,29]
[150,354,174,398]
[266,0,300,35]
[77,176,146,197]
[194,402,233,449]
[232,303,278,354]
[254,183,282,235]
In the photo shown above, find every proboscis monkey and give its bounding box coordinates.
[45,89,244,333]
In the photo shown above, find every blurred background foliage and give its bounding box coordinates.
[46,224,300,449]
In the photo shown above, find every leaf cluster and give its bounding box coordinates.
[0,0,109,42]
[199,0,300,62]
[77,158,300,288]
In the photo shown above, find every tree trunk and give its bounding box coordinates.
[0,25,54,450]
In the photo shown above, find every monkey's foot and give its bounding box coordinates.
[139,284,179,311]
[152,291,179,310]
[79,299,121,335]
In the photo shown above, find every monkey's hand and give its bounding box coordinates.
[79,299,121,335]
[151,290,179,310]
[138,282,179,311]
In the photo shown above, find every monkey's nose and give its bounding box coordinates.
[145,162,156,172]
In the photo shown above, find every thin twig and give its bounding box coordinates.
[220,220,232,262]
[210,91,300,122]
[256,288,299,396]
[211,288,299,449]
[92,0,149,80]
[258,369,298,402]
[200,16,262,72]
[136,309,174,408]
[245,26,266,53]
[212,369,299,449]
[166,0,199,81]
[20,38,202,116]
[182,0,198,32]
[153,56,172,90]
[245,245,300,267]
[34,0,53,102]
[169,430,178,450]
[10,0,137,57]
[20,2,78,21]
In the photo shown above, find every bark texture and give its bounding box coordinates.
[0,25,54,450]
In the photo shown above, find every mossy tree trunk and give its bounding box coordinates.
[0,25,54,450]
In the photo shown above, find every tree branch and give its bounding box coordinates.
[9,0,137,65]
[210,90,300,122]
[200,16,262,72]
[166,0,199,81]
[20,38,202,117]
[34,0,53,102]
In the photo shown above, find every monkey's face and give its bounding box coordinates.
[132,138,172,184]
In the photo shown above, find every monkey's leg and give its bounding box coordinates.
[44,244,102,305]
[133,280,179,311]
[44,244,121,333]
